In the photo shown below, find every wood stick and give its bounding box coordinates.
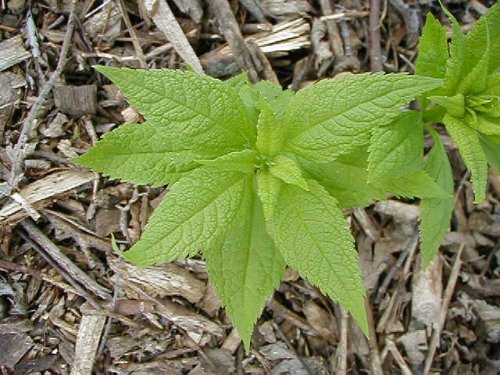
[7,0,77,193]
[20,219,111,300]
[423,247,463,374]
[207,0,259,81]
[365,296,384,375]
[143,0,203,73]
[117,0,146,67]
[369,0,383,71]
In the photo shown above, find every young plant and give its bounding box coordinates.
[75,66,443,348]
[416,3,499,265]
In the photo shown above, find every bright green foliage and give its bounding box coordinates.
[74,122,200,186]
[256,170,282,221]
[283,73,442,162]
[420,129,455,267]
[269,154,309,191]
[93,66,255,151]
[300,148,385,208]
[122,166,252,266]
[415,13,448,80]
[444,114,488,202]
[76,66,442,348]
[270,180,368,332]
[205,190,286,349]
[368,111,424,179]
[256,97,283,156]
[480,134,500,172]
[416,4,500,202]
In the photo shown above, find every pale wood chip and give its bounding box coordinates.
[53,85,97,116]
[0,36,31,72]
[110,259,206,304]
[70,310,106,375]
[143,0,203,73]
[411,256,443,329]
[0,169,96,225]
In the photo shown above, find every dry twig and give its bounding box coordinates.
[423,247,464,374]
[7,0,77,193]
[369,0,383,71]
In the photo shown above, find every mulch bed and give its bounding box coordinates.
[0,0,499,374]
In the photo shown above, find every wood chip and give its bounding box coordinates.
[53,85,97,116]
[70,309,106,375]
[83,1,122,41]
[172,0,203,23]
[110,259,206,303]
[0,169,96,225]
[411,256,442,329]
[475,299,500,343]
[0,36,31,72]
[374,200,420,222]
[0,333,33,369]
[144,0,203,73]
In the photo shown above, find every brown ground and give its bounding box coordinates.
[0,0,499,374]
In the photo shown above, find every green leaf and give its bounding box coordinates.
[442,6,467,95]
[444,114,488,203]
[368,111,424,180]
[480,134,500,172]
[236,79,293,125]
[458,45,489,95]
[463,3,500,75]
[283,73,442,162]
[74,122,201,186]
[420,129,455,267]
[205,191,286,349]
[269,154,309,191]
[253,80,294,118]
[429,94,466,118]
[256,96,283,156]
[256,169,282,221]
[94,66,254,153]
[466,112,500,136]
[196,149,257,173]
[123,166,252,265]
[415,13,449,79]
[300,148,386,208]
[269,180,368,334]
[483,73,500,96]
[225,72,250,89]
[376,170,451,199]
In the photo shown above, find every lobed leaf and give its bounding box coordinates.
[444,114,488,203]
[269,180,368,334]
[94,66,254,154]
[368,111,424,180]
[376,170,451,200]
[269,154,309,191]
[420,130,455,268]
[300,148,386,208]
[415,13,449,79]
[283,73,442,162]
[480,134,500,172]
[256,96,283,157]
[256,170,282,221]
[205,192,286,349]
[74,122,200,186]
[123,166,253,265]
